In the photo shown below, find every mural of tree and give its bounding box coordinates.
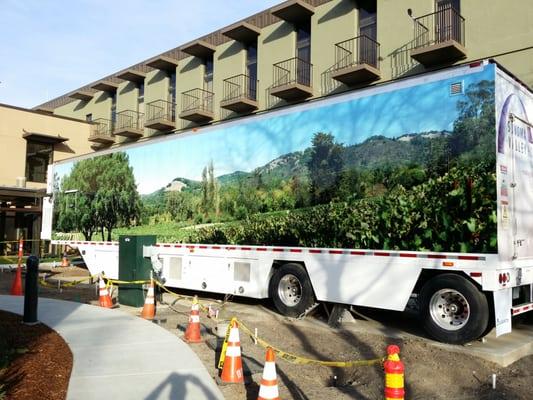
[307,132,344,204]
[56,152,140,240]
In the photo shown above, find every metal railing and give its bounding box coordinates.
[413,7,465,49]
[272,57,313,89]
[181,88,214,113]
[332,35,380,72]
[115,110,144,132]
[222,74,258,102]
[90,118,113,139]
[146,100,176,123]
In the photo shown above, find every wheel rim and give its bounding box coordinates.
[277,274,302,307]
[429,288,470,331]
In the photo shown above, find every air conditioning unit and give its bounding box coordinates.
[15,177,27,188]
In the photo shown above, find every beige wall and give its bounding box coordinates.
[215,39,246,120]
[176,56,204,130]
[0,105,93,190]
[47,0,533,139]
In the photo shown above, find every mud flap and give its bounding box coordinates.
[494,288,512,336]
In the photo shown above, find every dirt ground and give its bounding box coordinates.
[0,310,72,400]
[1,266,533,400]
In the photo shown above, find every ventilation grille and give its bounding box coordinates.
[168,257,182,280]
[234,262,251,282]
[450,81,464,96]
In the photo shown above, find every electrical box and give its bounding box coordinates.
[118,235,156,307]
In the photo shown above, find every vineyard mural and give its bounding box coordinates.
[53,65,497,253]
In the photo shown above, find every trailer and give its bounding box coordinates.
[44,60,533,344]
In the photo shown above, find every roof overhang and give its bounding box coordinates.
[22,131,69,144]
[271,0,315,24]
[91,81,120,92]
[146,55,179,71]
[0,186,46,198]
[69,90,94,101]
[222,22,261,44]
[181,40,216,59]
[116,69,147,83]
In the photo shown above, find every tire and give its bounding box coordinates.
[419,274,489,345]
[269,263,316,317]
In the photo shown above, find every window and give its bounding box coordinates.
[436,0,460,12]
[111,93,117,126]
[85,113,92,122]
[359,0,377,65]
[296,21,311,86]
[246,43,258,100]
[138,83,145,114]
[168,72,176,104]
[25,141,53,183]
[204,57,214,92]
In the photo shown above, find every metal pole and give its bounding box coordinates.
[23,255,39,324]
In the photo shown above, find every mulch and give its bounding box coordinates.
[0,310,72,400]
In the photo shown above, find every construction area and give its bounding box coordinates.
[1,260,533,400]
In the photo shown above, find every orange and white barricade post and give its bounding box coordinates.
[257,347,280,400]
[184,296,203,343]
[141,273,156,320]
[219,319,244,384]
[98,275,113,308]
[10,237,24,296]
[384,344,405,400]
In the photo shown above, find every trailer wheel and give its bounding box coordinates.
[269,263,316,317]
[419,274,489,344]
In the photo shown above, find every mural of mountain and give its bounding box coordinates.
[143,130,450,198]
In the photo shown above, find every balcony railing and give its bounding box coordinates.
[270,57,313,101]
[223,74,257,102]
[272,57,312,89]
[180,88,214,123]
[114,110,144,138]
[89,118,114,144]
[414,7,465,49]
[145,100,176,130]
[411,7,466,65]
[221,74,258,113]
[333,35,380,71]
[330,35,381,86]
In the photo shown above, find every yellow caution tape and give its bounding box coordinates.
[217,317,236,370]
[236,318,384,368]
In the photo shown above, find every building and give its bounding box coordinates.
[6,0,531,250]
[35,0,533,149]
[0,104,93,254]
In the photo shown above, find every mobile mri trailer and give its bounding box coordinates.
[44,60,533,344]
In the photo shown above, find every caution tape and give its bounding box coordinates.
[39,274,99,288]
[236,318,384,368]
[217,317,235,369]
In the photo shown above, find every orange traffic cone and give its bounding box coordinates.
[257,347,280,400]
[61,252,70,267]
[141,279,156,320]
[184,296,203,343]
[10,266,23,296]
[98,276,113,308]
[220,319,244,384]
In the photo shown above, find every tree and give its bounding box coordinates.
[307,132,344,204]
[56,152,141,241]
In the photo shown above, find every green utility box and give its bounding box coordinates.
[118,235,156,307]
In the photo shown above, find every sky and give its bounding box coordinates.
[0,0,281,108]
[53,65,494,195]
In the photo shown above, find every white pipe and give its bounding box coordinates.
[492,374,496,390]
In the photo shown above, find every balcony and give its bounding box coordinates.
[270,57,313,101]
[331,35,381,86]
[113,110,144,138]
[145,100,176,131]
[89,119,114,144]
[411,7,466,66]
[221,74,258,113]
[179,88,214,123]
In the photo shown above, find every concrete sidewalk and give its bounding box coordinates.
[0,295,224,400]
